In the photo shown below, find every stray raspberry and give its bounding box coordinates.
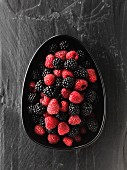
[63,137,73,146]
[80,127,87,134]
[45,116,59,130]
[48,134,60,144]
[87,69,97,83]
[55,50,67,61]
[40,96,51,106]
[60,101,69,112]
[62,69,74,79]
[47,99,59,115]
[58,122,70,135]
[69,91,84,104]
[34,125,45,135]
[68,115,81,125]
[45,54,55,68]
[53,69,62,77]
[74,135,81,142]
[44,74,55,86]
[66,51,78,60]
[29,81,36,91]
[74,79,88,91]
[61,88,71,99]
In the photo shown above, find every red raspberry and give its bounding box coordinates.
[48,134,60,144]
[74,79,88,91]
[61,88,71,99]
[47,99,59,115]
[69,91,84,104]
[58,122,70,135]
[40,96,51,106]
[45,116,59,130]
[68,115,81,125]
[60,101,69,112]
[53,69,62,77]
[80,127,87,134]
[74,135,81,142]
[66,51,78,60]
[63,137,73,146]
[62,69,74,79]
[87,69,97,83]
[45,54,55,68]
[55,50,67,61]
[34,125,45,135]
[44,74,55,86]
[29,81,36,91]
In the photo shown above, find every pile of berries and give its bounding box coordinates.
[28,43,99,147]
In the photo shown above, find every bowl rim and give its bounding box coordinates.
[21,34,106,150]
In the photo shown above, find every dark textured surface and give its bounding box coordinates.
[0,0,127,169]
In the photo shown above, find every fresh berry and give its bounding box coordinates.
[40,96,51,106]
[34,125,45,135]
[69,91,84,104]
[47,128,57,134]
[35,80,44,92]
[87,69,97,83]
[87,118,98,132]
[63,137,73,146]
[68,126,80,138]
[42,68,52,77]
[45,116,59,130]
[53,69,62,77]
[68,115,81,125]
[29,81,36,91]
[85,90,96,103]
[32,70,41,80]
[55,78,62,87]
[81,102,93,116]
[48,134,60,144]
[62,69,74,79]
[33,103,46,115]
[61,88,71,99]
[59,41,69,50]
[45,54,55,68]
[55,50,67,61]
[77,50,85,59]
[74,135,81,142]
[43,86,56,98]
[44,74,55,86]
[64,59,77,70]
[74,66,88,79]
[74,79,88,91]
[55,112,69,122]
[66,51,78,60]
[49,43,58,53]
[53,58,64,69]
[47,99,59,115]
[31,114,40,124]
[60,101,69,112]
[39,116,45,127]
[28,105,34,114]
[58,122,70,135]
[69,103,80,115]
[28,93,38,103]
[80,127,87,134]
[62,77,74,89]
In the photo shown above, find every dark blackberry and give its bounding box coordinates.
[49,43,58,53]
[32,70,41,80]
[74,66,88,79]
[69,103,80,115]
[84,60,91,69]
[39,116,45,127]
[42,68,52,77]
[81,102,93,116]
[35,80,44,92]
[53,58,64,69]
[87,118,98,132]
[59,40,69,50]
[43,86,57,98]
[47,128,57,134]
[33,103,46,115]
[55,112,69,122]
[55,78,62,87]
[68,126,80,138]
[64,59,77,71]
[28,92,38,103]
[62,77,74,89]
[28,105,33,114]
[31,114,40,124]
[85,90,96,103]
[77,50,85,58]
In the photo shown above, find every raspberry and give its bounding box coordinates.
[53,69,62,77]
[42,68,52,77]
[53,58,64,69]
[61,88,71,99]
[32,70,41,80]
[35,80,44,92]
[60,101,69,112]
[55,50,67,61]
[29,81,36,91]
[43,86,57,98]
[87,118,98,132]
[44,74,55,86]
[47,99,59,115]
[45,54,55,68]
[64,59,77,70]
[69,103,80,115]
[55,112,69,122]
[34,125,45,135]
[33,103,46,115]
[63,137,73,146]
[39,116,45,127]
[66,51,78,60]
[74,66,88,79]
[55,78,62,87]
[62,69,74,79]
[69,91,84,104]
[81,102,93,116]
[68,115,81,125]
[58,122,70,135]
[68,126,80,137]
[74,135,81,142]
[28,93,38,103]
[48,134,60,144]
[85,90,96,103]
[62,77,74,89]
[40,96,51,106]
[80,127,87,134]
[87,69,97,83]
[45,116,59,130]
[74,79,88,91]
[59,41,69,50]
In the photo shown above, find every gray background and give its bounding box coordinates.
[0,0,127,169]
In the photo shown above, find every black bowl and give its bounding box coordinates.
[22,35,106,150]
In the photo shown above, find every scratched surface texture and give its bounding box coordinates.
[0,0,127,170]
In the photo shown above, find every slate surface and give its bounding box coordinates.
[0,0,127,170]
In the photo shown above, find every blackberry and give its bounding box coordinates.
[31,114,40,124]
[28,92,38,103]
[49,43,58,53]
[33,103,46,115]
[74,66,88,79]
[84,60,91,69]
[81,102,93,116]
[53,58,64,69]
[59,40,69,50]
[87,118,98,132]
[39,116,45,127]
[32,70,41,80]
[28,105,33,114]
[62,77,74,89]
[64,59,77,70]
[55,112,69,122]
[55,78,62,87]
[42,68,52,77]
[43,86,57,98]
[35,80,44,92]
[69,103,80,115]
[85,90,96,103]
[77,50,85,58]
[68,126,80,138]
[47,128,57,134]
